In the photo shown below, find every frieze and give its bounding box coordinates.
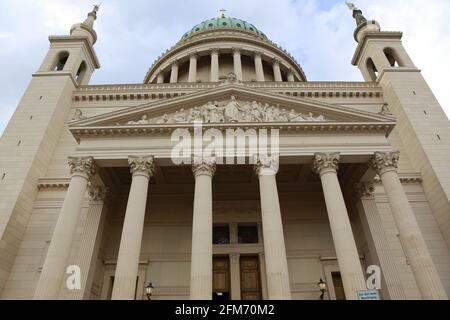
[124,97,326,126]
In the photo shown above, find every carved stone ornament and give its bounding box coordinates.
[355,182,375,199]
[220,72,242,86]
[312,153,340,175]
[192,156,216,178]
[71,109,87,121]
[371,151,400,175]
[379,103,393,116]
[129,156,155,178]
[124,97,327,125]
[89,186,110,202]
[255,155,280,176]
[68,156,96,179]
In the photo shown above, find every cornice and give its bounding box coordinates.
[37,178,71,190]
[70,121,395,142]
[72,81,382,104]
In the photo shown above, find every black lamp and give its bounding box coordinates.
[318,278,326,300]
[145,282,154,300]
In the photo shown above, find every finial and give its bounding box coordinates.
[346,2,358,11]
[219,8,226,18]
[345,2,367,26]
[92,3,101,14]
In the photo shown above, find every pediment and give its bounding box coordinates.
[69,85,396,136]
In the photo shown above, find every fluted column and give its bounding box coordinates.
[34,157,96,300]
[313,153,366,300]
[170,60,179,83]
[156,70,164,84]
[232,48,243,81]
[190,156,216,300]
[372,152,448,300]
[355,182,406,300]
[111,156,155,300]
[68,186,109,300]
[254,51,265,82]
[272,59,282,82]
[188,52,198,83]
[210,49,220,82]
[287,69,295,82]
[255,156,291,300]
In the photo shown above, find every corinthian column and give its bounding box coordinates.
[254,51,265,82]
[34,157,96,300]
[170,60,179,83]
[272,59,282,82]
[111,156,155,300]
[188,52,198,83]
[68,186,109,300]
[210,49,220,82]
[313,153,366,300]
[190,156,216,300]
[372,152,448,300]
[255,155,291,300]
[232,48,243,81]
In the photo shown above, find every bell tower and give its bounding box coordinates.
[0,6,100,294]
[350,4,450,248]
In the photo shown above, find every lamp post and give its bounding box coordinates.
[318,279,326,300]
[145,282,154,300]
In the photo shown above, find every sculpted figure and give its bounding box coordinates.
[173,109,187,123]
[224,96,242,122]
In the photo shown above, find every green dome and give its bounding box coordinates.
[181,17,268,40]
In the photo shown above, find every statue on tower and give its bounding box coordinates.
[346,2,367,26]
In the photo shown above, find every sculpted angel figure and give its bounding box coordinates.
[224,96,242,122]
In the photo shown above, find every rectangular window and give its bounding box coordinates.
[238,225,259,244]
[213,225,230,244]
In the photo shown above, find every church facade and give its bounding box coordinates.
[1,6,450,300]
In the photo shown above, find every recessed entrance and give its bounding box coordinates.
[213,257,231,300]
[240,256,262,300]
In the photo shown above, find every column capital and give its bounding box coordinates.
[68,156,96,180]
[313,152,340,176]
[171,59,179,67]
[128,156,155,179]
[192,156,216,178]
[232,47,241,55]
[272,58,280,66]
[189,51,199,59]
[371,151,400,175]
[254,51,263,58]
[210,48,220,55]
[229,252,240,263]
[354,182,375,199]
[255,155,280,176]
[88,186,110,202]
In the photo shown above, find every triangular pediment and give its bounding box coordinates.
[69,84,395,132]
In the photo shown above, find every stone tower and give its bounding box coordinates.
[0,7,100,295]
[350,6,450,249]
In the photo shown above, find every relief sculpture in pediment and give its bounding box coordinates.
[124,96,326,125]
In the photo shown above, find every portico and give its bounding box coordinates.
[35,133,443,300]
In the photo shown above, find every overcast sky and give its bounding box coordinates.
[1,0,449,135]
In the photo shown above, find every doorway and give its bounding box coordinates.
[213,256,231,300]
[240,256,262,300]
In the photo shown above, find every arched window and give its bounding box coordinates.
[384,48,402,67]
[366,58,379,81]
[53,51,70,71]
[75,61,87,84]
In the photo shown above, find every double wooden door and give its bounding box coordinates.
[240,256,262,300]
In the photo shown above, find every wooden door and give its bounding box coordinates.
[213,257,230,300]
[332,272,346,300]
[240,256,262,300]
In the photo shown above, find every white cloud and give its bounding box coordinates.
[0,0,449,137]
